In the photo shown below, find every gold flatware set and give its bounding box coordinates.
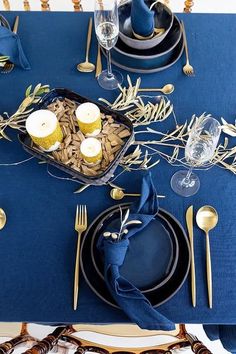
[181,21,195,77]
[186,204,218,309]
[138,83,175,95]
[196,206,218,309]
[77,18,95,73]
[186,205,196,307]
[110,188,165,201]
[73,205,88,311]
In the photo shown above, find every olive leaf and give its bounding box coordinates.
[0,83,50,141]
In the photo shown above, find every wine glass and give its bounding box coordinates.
[94,0,123,90]
[171,116,221,197]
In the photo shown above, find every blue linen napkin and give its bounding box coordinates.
[97,171,175,330]
[0,25,30,69]
[204,325,236,354]
[131,0,155,37]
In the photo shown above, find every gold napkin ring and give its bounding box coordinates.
[132,27,165,40]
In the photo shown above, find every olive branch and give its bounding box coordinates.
[0,83,50,141]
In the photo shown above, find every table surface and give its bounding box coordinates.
[0,11,235,325]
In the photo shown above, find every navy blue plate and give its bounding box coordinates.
[80,203,190,308]
[91,206,179,293]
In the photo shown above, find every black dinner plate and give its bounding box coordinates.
[91,205,179,293]
[102,36,183,74]
[80,203,190,308]
[102,15,183,74]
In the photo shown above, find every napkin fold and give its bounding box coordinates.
[97,171,174,330]
[0,25,30,69]
[204,325,236,354]
[131,0,155,38]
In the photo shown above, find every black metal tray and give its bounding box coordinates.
[18,88,134,185]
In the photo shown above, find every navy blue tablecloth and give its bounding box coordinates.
[0,12,235,324]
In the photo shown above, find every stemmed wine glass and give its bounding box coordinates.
[94,0,123,90]
[171,116,221,197]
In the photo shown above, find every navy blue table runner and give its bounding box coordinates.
[0,12,235,324]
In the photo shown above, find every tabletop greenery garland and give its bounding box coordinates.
[0,79,236,178]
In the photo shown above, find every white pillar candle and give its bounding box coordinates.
[26,109,63,152]
[76,102,101,136]
[80,137,102,164]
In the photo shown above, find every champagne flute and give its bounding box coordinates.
[171,116,221,197]
[94,0,123,90]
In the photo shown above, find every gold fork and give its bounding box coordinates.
[181,21,195,77]
[73,205,87,311]
[1,15,19,74]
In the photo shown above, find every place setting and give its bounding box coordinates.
[0,13,30,73]
[75,0,192,90]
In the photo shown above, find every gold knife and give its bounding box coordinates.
[13,15,19,34]
[186,205,196,307]
[95,43,102,77]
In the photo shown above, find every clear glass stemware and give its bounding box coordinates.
[171,116,221,197]
[94,0,123,90]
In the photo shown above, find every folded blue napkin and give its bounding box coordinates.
[131,0,155,37]
[97,171,175,330]
[0,25,30,69]
[204,325,236,354]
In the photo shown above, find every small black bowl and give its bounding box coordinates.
[119,0,173,50]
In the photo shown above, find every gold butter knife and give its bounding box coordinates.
[186,205,196,307]
[95,43,102,77]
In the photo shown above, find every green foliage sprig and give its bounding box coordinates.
[0,83,50,141]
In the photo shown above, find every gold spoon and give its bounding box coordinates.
[196,206,218,309]
[0,208,6,230]
[110,188,165,200]
[77,17,95,73]
[138,84,175,95]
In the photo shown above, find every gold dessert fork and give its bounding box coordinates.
[181,21,195,77]
[1,16,19,74]
[73,205,87,311]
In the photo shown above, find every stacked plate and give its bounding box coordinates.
[101,0,184,74]
[81,203,190,308]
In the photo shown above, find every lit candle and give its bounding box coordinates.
[76,102,101,136]
[26,109,63,152]
[80,137,102,164]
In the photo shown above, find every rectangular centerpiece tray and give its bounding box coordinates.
[18,88,134,185]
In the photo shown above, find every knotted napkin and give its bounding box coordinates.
[204,325,236,354]
[0,25,30,69]
[97,171,174,330]
[131,0,155,38]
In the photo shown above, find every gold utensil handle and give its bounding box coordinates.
[73,231,82,311]
[181,21,190,63]
[13,15,19,34]
[206,232,212,308]
[85,17,93,62]
[96,44,102,77]
[138,88,162,92]
[190,239,196,307]
[186,205,196,307]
